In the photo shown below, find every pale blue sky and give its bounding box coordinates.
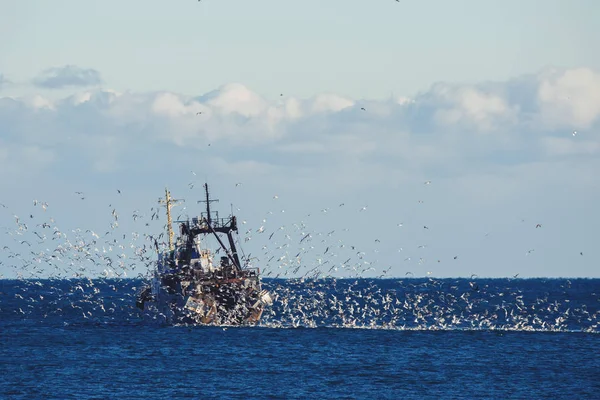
[2,0,599,99]
[1,1,599,279]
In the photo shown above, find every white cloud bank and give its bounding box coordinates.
[0,66,599,278]
[2,67,598,175]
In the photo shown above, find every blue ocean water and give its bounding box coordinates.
[1,278,599,399]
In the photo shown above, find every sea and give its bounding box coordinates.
[1,277,598,399]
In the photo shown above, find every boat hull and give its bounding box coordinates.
[137,272,271,326]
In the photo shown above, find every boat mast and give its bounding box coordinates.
[159,188,184,251]
[203,183,217,224]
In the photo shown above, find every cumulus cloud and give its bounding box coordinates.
[1,66,598,182]
[428,84,517,132]
[196,83,269,117]
[32,65,103,89]
[537,67,600,129]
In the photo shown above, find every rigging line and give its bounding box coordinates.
[227,201,248,265]
[236,233,248,265]
[205,222,238,271]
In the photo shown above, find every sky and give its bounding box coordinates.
[0,0,599,279]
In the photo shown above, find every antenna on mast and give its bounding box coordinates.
[159,188,184,251]
[198,183,219,224]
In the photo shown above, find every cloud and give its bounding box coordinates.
[428,84,517,132]
[32,65,103,89]
[1,66,598,181]
[537,67,600,129]
[196,83,269,117]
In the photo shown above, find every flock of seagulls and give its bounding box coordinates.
[261,278,598,332]
[0,180,594,331]
[0,178,585,283]
[3,264,598,332]
[0,194,158,281]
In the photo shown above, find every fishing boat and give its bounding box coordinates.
[136,183,272,325]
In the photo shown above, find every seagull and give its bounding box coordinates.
[535,224,542,228]
[360,107,366,111]
[424,180,431,185]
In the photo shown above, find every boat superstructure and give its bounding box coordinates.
[137,184,272,325]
